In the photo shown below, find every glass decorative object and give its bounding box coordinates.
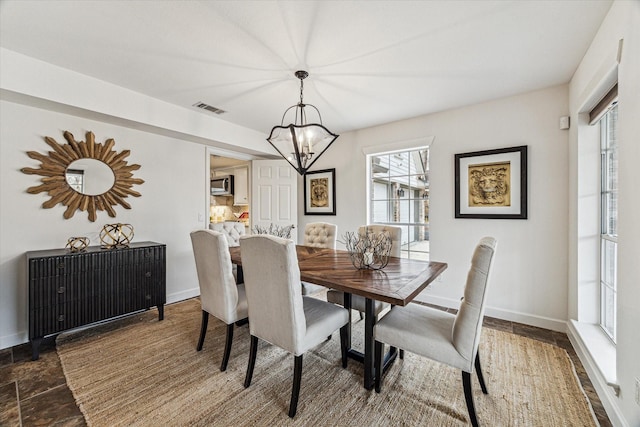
[65,237,89,252]
[343,229,393,270]
[100,223,134,249]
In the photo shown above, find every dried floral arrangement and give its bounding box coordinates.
[342,229,392,270]
[252,223,295,239]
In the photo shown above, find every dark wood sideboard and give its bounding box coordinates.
[26,241,166,360]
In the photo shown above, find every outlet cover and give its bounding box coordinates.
[635,377,640,406]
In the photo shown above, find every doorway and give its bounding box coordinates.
[208,152,252,233]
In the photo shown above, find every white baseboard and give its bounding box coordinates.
[567,321,628,427]
[415,294,567,332]
[0,331,28,351]
[167,287,200,304]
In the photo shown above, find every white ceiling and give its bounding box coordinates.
[0,0,612,135]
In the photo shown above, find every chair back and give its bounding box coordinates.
[239,234,306,354]
[303,222,337,248]
[209,221,246,247]
[190,229,240,324]
[358,225,402,257]
[452,237,497,365]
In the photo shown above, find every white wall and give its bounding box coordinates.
[568,1,640,425]
[0,100,207,348]
[300,84,570,332]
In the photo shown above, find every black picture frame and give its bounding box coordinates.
[304,168,336,215]
[455,145,528,219]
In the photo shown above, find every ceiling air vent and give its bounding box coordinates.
[193,102,226,115]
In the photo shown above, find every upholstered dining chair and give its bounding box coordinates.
[190,229,249,371]
[239,234,349,418]
[326,224,402,317]
[208,221,246,247]
[301,222,337,296]
[374,237,497,427]
[209,221,246,282]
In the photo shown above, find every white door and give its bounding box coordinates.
[251,160,298,242]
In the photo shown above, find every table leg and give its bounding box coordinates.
[342,292,352,350]
[235,265,244,285]
[364,297,376,390]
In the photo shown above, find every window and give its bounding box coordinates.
[599,104,618,342]
[369,148,430,260]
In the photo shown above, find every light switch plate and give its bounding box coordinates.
[635,377,640,406]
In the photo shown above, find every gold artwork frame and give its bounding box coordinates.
[455,146,527,219]
[21,130,144,222]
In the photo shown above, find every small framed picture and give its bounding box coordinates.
[455,145,528,219]
[304,168,336,215]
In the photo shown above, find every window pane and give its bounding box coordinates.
[371,155,389,179]
[406,225,430,261]
[389,152,410,176]
[371,200,390,223]
[602,193,617,236]
[372,181,389,200]
[601,286,616,339]
[606,151,618,191]
[387,200,408,223]
[601,239,617,289]
[408,153,419,175]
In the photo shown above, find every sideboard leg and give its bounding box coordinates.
[158,304,164,321]
[31,338,42,361]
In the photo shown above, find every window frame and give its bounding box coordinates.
[366,146,430,260]
[598,103,618,343]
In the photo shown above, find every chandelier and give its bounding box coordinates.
[266,70,339,175]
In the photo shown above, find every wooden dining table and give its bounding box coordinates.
[229,245,448,390]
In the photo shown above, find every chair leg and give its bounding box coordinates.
[340,324,348,368]
[359,311,364,320]
[244,335,258,388]
[289,355,303,418]
[399,349,404,359]
[462,371,479,427]
[196,310,209,351]
[374,340,383,393]
[475,352,488,394]
[220,323,234,372]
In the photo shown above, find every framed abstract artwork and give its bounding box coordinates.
[304,168,336,215]
[455,145,528,219]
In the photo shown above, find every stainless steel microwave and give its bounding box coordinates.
[210,175,234,196]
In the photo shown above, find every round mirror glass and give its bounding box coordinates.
[66,158,115,196]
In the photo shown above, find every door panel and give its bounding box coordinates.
[251,160,298,241]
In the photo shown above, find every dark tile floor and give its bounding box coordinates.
[0,308,612,427]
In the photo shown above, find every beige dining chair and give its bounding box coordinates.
[239,234,349,418]
[208,221,246,247]
[209,221,246,282]
[301,222,337,296]
[374,237,497,427]
[190,229,249,371]
[326,225,402,317]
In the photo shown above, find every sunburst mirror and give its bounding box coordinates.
[21,130,144,222]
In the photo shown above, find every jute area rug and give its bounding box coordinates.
[57,298,597,426]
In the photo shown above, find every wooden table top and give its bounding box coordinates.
[229,245,447,306]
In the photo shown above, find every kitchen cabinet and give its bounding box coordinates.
[233,166,249,206]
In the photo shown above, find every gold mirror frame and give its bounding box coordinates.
[21,130,144,222]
